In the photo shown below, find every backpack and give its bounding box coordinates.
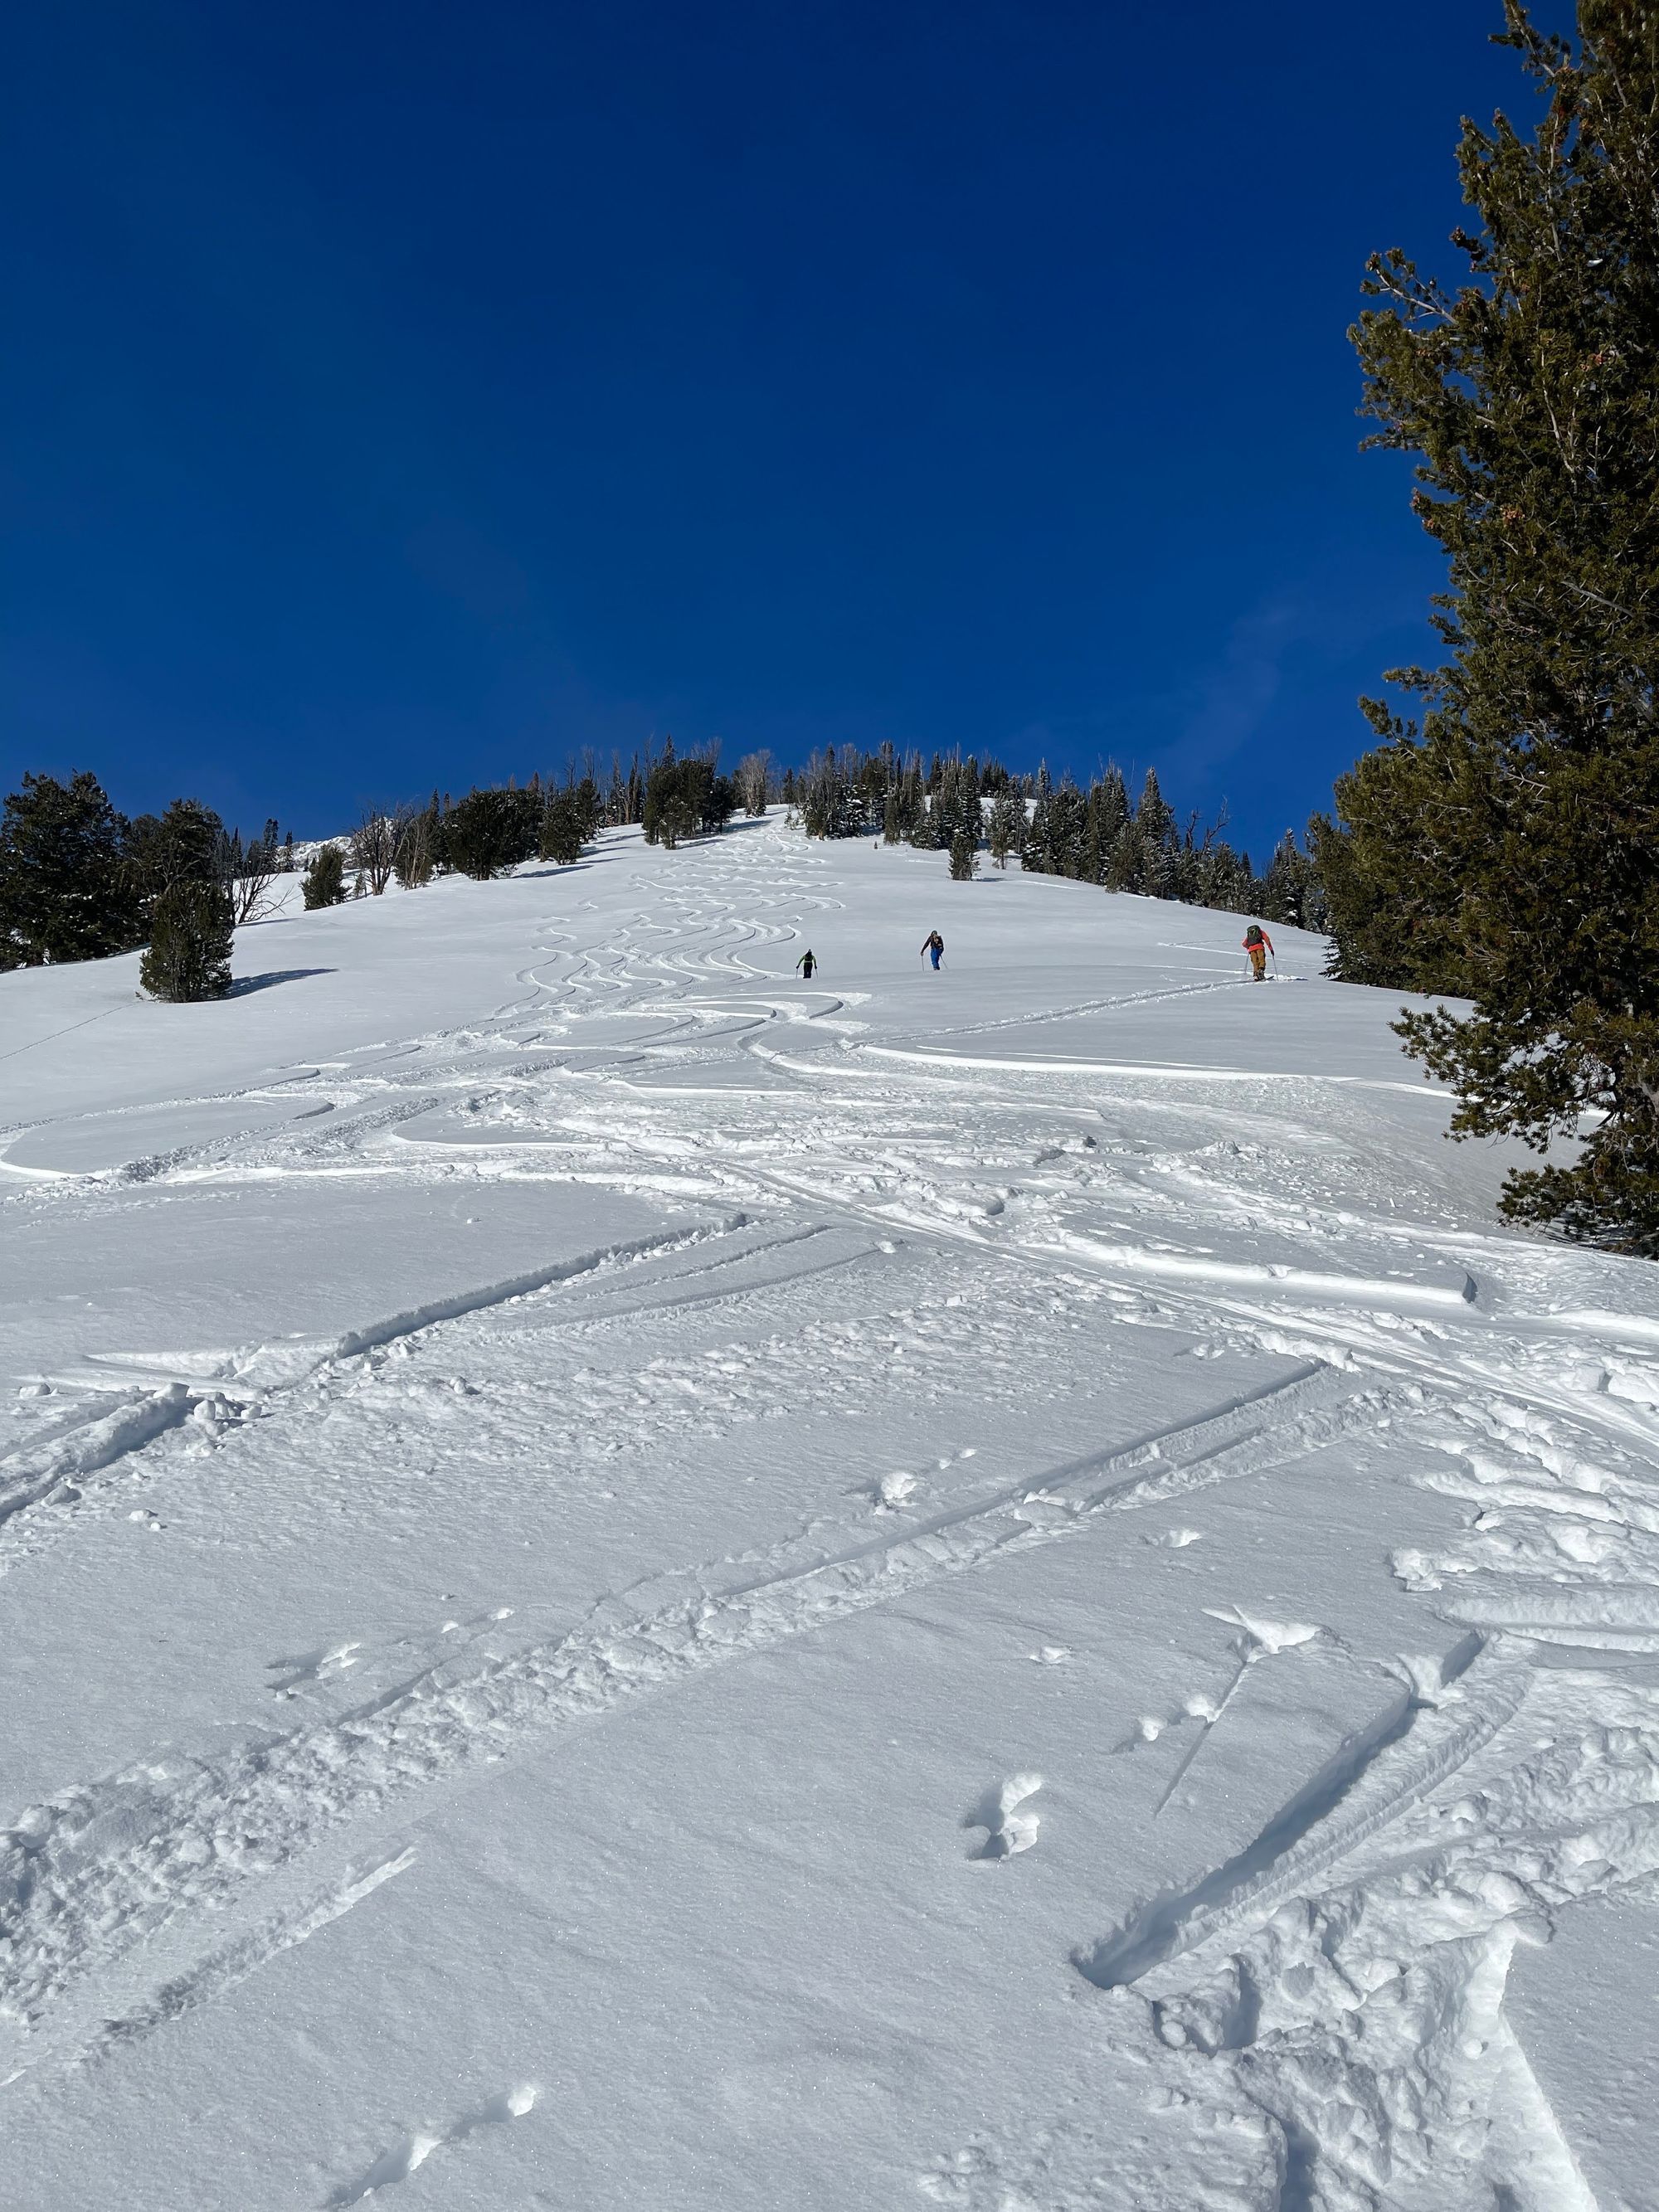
[1245,926,1263,946]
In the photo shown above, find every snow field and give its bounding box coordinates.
[1,816,1657,2209]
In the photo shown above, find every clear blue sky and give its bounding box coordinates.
[2,1,1522,860]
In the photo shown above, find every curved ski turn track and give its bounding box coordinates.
[2,818,1658,2210]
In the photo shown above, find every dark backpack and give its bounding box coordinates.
[1245,926,1263,946]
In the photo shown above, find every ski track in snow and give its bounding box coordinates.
[6,819,1659,2209]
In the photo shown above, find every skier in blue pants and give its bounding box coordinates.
[920,931,944,970]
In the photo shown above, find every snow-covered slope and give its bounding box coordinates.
[2,817,1657,2211]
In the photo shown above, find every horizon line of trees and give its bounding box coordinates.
[1,733,1327,995]
[787,742,1326,931]
[0,737,754,992]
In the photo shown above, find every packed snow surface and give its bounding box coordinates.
[3,816,1658,2211]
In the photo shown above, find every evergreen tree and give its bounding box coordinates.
[302,845,348,907]
[857,749,889,825]
[1135,770,1176,897]
[921,756,981,853]
[123,798,224,920]
[986,783,1026,868]
[798,747,862,839]
[1259,831,1315,929]
[1193,837,1253,914]
[957,759,984,846]
[643,746,729,846]
[0,771,136,968]
[445,787,540,877]
[1084,767,1129,884]
[1310,741,1477,989]
[1105,817,1144,892]
[1328,2,1659,1247]
[896,759,927,843]
[948,826,978,881]
[1046,779,1087,878]
[139,879,234,1001]
[539,787,590,865]
[1025,766,1056,873]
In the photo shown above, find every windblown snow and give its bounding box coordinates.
[2,817,1657,2211]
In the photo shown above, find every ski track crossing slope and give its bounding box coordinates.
[2,818,1659,2210]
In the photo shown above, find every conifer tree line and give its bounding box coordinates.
[314,736,744,902]
[1313,1,1659,1251]
[1,729,1325,998]
[0,739,751,989]
[0,771,294,992]
[787,741,1326,929]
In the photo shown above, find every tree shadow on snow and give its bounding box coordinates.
[228,968,335,997]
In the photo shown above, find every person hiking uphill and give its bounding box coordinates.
[920,930,944,971]
[795,949,817,980]
[1243,923,1274,982]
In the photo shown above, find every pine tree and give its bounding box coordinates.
[302,845,348,907]
[1025,766,1055,873]
[139,879,234,1000]
[539,788,589,865]
[0,771,136,968]
[1048,779,1087,878]
[948,827,978,881]
[445,787,541,877]
[1327,2,1659,1248]
[1135,770,1176,897]
[986,784,1025,868]
[1084,767,1129,884]
[123,798,224,922]
[798,747,858,839]
[1105,817,1144,892]
[1259,831,1314,928]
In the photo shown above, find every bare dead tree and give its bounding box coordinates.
[392,800,436,887]
[216,819,285,925]
[735,751,773,817]
[350,806,398,896]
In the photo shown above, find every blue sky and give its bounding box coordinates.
[2,1,1523,859]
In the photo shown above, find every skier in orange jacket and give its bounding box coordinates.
[1243,923,1274,981]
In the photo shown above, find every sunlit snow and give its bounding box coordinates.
[2,814,1656,2210]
